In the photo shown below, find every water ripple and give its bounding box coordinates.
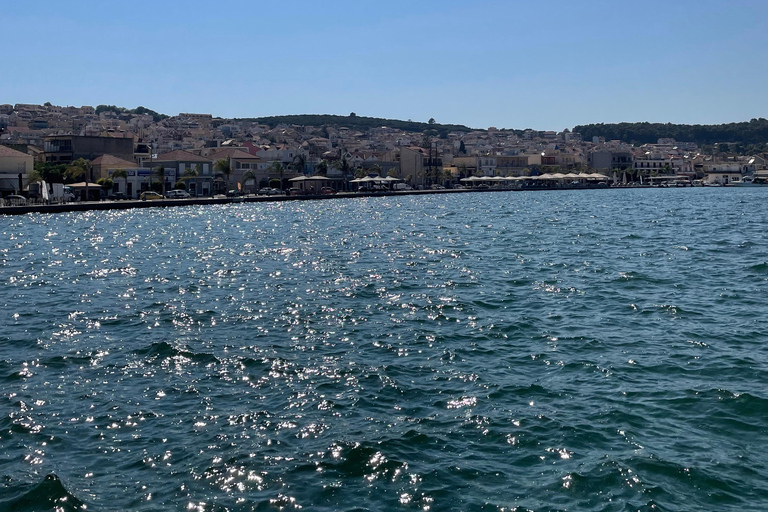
[2,189,768,510]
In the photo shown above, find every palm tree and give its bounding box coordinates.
[66,158,92,201]
[179,165,200,196]
[332,156,351,190]
[268,161,285,190]
[111,169,128,196]
[292,154,307,174]
[241,169,257,194]
[151,165,166,196]
[26,169,43,185]
[96,178,113,197]
[315,160,328,176]
[214,158,232,193]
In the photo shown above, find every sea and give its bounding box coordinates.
[1,187,768,511]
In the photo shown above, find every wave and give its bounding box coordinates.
[132,341,221,366]
[0,474,85,511]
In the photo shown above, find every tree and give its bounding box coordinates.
[179,164,200,196]
[459,140,467,154]
[349,112,357,117]
[428,118,436,125]
[331,155,352,190]
[151,165,167,195]
[421,133,432,150]
[241,170,257,194]
[315,160,328,176]
[34,162,67,183]
[65,158,92,201]
[292,154,307,174]
[111,169,128,195]
[214,158,232,191]
[26,169,43,184]
[97,177,113,191]
[268,161,285,190]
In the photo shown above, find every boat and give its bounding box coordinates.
[729,176,768,187]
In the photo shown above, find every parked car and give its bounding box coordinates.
[226,189,243,197]
[140,191,163,201]
[258,188,272,196]
[4,194,26,206]
[166,190,190,199]
[393,183,413,190]
[320,187,336,195]
[109,192,128,200]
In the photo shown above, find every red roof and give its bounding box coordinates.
[207,147,262,160]
[91,154,137,167]
[0,145,31,158]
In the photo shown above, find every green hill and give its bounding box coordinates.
[573,119,768,149]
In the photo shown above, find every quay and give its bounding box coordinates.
[0,188,485,216]
[0,184,686,216]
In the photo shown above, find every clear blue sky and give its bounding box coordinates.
[4,0,767,130]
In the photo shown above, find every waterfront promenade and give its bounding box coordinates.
[0,188,484,216]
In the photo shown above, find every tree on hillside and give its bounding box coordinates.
[459,140,466,154]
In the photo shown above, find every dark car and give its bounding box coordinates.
[109,192,128,200]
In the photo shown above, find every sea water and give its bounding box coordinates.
[1,188,768,511]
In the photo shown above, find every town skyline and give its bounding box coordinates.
[2,98,764,204]
[5,0,768,131]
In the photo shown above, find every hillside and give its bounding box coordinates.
[573,119,768,149]
[236,114,475,138]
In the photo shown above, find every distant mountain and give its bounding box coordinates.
[573,119,768,149]
[237,114,476,138]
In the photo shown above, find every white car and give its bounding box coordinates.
[166,190,191,199]
[4,194,27,206]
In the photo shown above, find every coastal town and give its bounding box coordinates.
[1,102,767,205]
